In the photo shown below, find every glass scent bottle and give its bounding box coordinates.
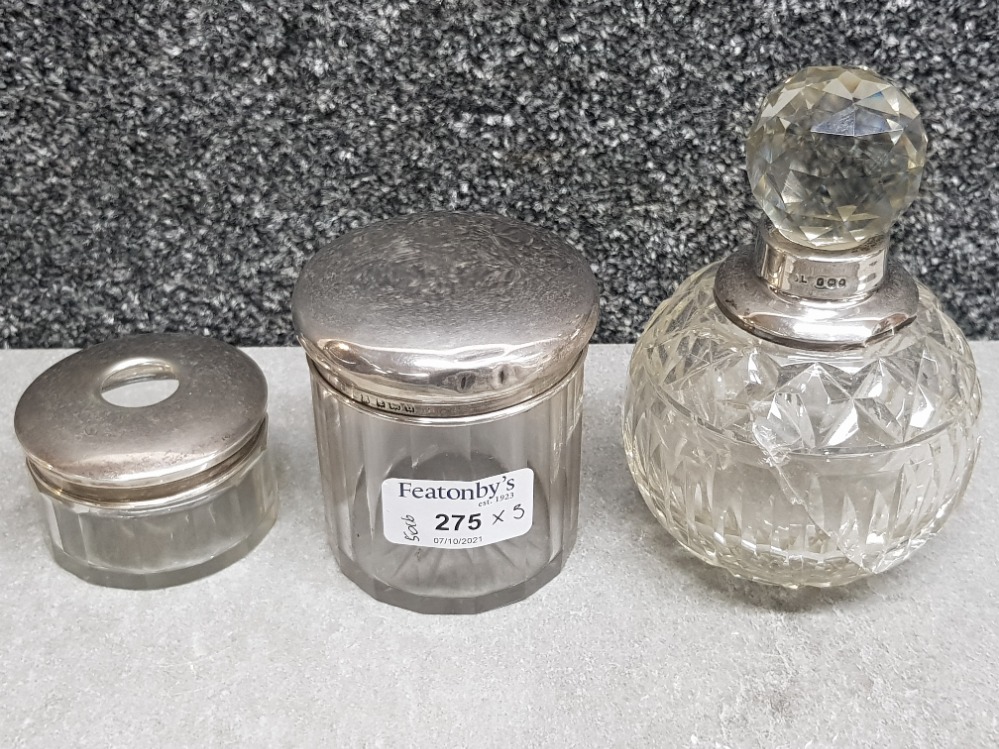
[624,66,981,587]
[293,212,599,613]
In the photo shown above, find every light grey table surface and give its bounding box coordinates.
[1,344,996,749]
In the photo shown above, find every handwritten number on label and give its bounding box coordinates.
[402,514,419,542]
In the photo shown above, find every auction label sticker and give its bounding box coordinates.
[382,468,534,549]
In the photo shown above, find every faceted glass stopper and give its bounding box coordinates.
[746,66,927,250]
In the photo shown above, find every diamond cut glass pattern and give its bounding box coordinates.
[623,266,981,587]
[747,66,927,249]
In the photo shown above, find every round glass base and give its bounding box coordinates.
[48,501,278,589]
[332,541,573,614]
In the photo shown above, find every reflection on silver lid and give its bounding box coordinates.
[14,333,268,492]
[292,212,600,417]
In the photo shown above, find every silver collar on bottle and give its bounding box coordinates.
[713,221,919,350]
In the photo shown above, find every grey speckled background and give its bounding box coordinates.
[2,1,997,347]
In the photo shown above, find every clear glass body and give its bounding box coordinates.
[35,437,277,589]
[308,361,585,614]
[624,264,981,587]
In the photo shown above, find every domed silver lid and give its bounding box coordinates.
[292,212,600,417]
[14,334,268,495]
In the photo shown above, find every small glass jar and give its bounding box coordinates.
[13,334,278,589]
[293,212,599,613]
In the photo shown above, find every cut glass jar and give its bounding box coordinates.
[293,212,600,613]
[14,334,278,589]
